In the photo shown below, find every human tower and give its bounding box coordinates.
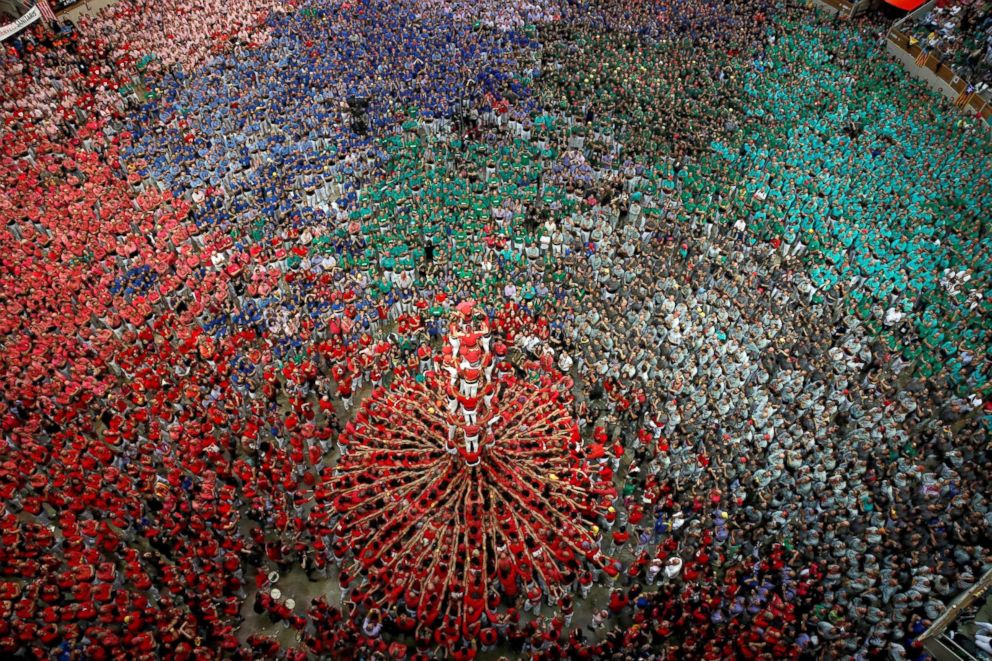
[326,302,612,637]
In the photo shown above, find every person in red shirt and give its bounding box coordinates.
[523,582,543,616]
[479,626,499,652]
[610,525,630,553]
[557,594,575,629]
[607,588,628,615]
[610,440,625,471]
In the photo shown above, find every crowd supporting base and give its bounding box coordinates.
[324,304,616,653]
[1,0,991,659]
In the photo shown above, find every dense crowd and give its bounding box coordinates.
[909,0,992,88]
[1,0,991,659]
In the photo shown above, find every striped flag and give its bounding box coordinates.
[37,0,57,23]
[955,84,975,109]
